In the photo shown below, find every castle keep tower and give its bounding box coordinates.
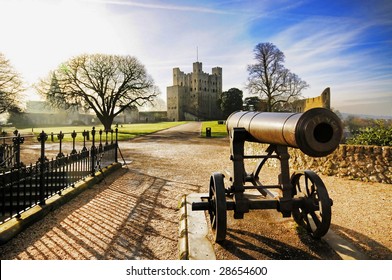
[167,62,223,121]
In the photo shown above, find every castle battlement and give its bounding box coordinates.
[292,87,331,113]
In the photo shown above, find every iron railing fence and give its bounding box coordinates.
[0,130,22,169]
[0,127,118,224]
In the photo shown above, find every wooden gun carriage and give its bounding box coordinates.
[192,108,343,242]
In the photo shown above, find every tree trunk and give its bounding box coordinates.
[100,116,114,131]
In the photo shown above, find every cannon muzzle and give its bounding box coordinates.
[226,108,343,157]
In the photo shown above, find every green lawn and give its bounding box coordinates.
[115,122,187,141]
[201,121,228,138]
[7,121,227,141]
[16,122,187,142]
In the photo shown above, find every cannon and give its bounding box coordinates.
[192,108,343,242]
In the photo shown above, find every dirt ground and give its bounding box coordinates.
[0,122,391,260]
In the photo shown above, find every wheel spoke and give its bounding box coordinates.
[211,215,216,229]
[309,211,322,228]
[291,171,332,239]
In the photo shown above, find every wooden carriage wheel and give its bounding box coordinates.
[208,172,227,242]
[291,170,332,239]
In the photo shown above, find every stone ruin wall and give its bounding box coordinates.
[246,143,392,184]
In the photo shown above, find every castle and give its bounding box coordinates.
[292,87,331,112]
[166,62,223,121]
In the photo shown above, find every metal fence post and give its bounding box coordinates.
[38,131,48,205]
[115,128,118,163]
[91,127,96,176]
[99,129,103,152]
[82,130,88,152]
[12,130,24,169]
[57,131,64,158]
[71,130,77,155]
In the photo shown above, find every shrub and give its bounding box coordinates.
[347,120,392,146]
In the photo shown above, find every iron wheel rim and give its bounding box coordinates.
[208,172,227,242]
[291,170,332,239]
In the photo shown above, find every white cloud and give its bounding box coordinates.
[87,0,235,14]
[102,1,258,96]
[267,16,392,115]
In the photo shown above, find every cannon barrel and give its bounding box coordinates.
[226,108,343,157]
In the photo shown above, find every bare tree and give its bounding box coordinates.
[247,42,309,112]
[0,53,24,114]
[37,54,158,130]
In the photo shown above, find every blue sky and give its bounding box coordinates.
[1,0,391,116]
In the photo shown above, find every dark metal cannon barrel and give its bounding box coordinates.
[226,108,343,157]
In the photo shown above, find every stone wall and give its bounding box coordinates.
[246,143,392,184]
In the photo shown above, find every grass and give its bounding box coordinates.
[15,122,187,142]
[115,122,187,141]
[201,121,228,138]
[6,120,227,141]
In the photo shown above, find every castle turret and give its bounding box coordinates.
[193,62,202,73]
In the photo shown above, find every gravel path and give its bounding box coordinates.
[0,122,391,259]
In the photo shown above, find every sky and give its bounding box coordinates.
[0,0,391,116]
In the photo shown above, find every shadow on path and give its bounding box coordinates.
[0,168,200,260]
[217,228,339,260]
[328,224,392,259]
